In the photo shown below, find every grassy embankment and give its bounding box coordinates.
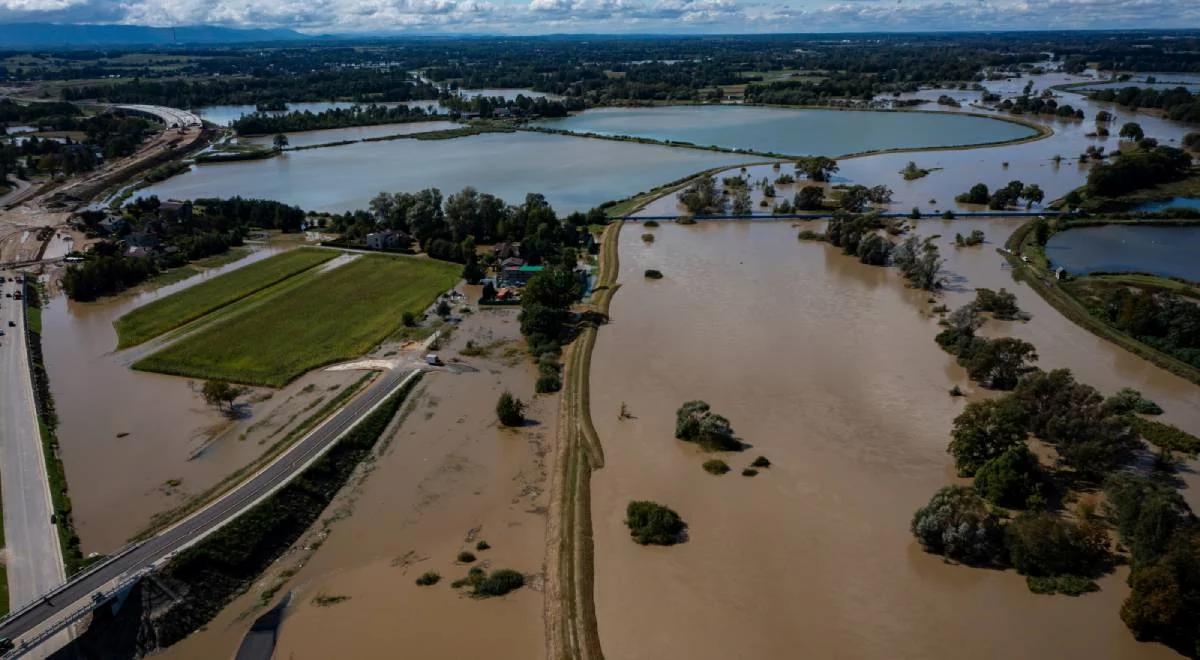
[122,375,423,653]
[546,220,621,660]
[1005,219,1200,387]
[24,284,86,576]
[141,247,253,289]
[114,248,336,349]
[134,254,460,387]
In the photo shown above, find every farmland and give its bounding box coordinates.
[133,254,460,387]
[114,248,337,349]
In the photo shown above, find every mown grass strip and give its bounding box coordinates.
[115,248,336,349]
[134,255,460,387]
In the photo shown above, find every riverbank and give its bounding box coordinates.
[1005,217,1200,386]
[544,220,620,660]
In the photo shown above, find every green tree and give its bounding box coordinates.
[974,445,1042,508]
[675,400,740,451]
[201,380,246,415]
[1119,121,1145,141]
[625,500,686,546]
[1004,512,1111,578]
[794,185,825,210]
[272,133,289,150]
[496,391,525,427]
[794,156,839,182]
[910,485,1004,565]
[963,337,1038,390]
[949,397,1029,476]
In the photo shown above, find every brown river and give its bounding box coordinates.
[588,220,1197,660]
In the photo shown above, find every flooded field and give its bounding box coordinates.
[533,105,1038,155]
[161,298,551,660]
[588,220,1198,660]
[1045,224,1200,281]
[137,131,753,215]
[42,245,368,551]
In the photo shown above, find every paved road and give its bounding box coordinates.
[0,365,416,651]
[0,273,65,610]
[112,105,202,129]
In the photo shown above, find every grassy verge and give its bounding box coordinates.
[23,283,85,576]
[1004,219,1200,387]
[115,248,336,349]
[142,247,253,289]
[135,254,460,387]
[141,374,422,650]
[546,221,621,660]
[134,371,375,541]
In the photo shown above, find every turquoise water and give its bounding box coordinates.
[531,105,1037,156]
[1133,198,1200,213]
[138,131,754,215]
[1045,224,1200,281]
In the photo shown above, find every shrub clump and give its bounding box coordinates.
[476,540,490,551]
[973,445,1043,509]
[702,459,730,475]
[457,551,476,563]
[1104,388,1163,416]
[473,569,526,597]
[644,220,660,227]
[675,400,741,451]
[626,500,686,546]
[974,287,1022,320]
[1004,512,1112,581]
[1135,419,1200,456]
[750,456,771,468]
[741,468,759,477]
[415,571,441,586]
[641,233,655,243]
[911,485,1004,565]
[644,269,664,279]
[496,391,525,427]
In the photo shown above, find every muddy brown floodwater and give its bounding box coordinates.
[589,221,1195,660]
[42,245,366,552]
[161,296,551,660]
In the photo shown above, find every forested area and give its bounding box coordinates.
[1088,86,1200,124]
[64,197,305,300]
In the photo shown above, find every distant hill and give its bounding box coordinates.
[0,23,310,47]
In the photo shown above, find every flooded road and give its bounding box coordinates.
[42,245,364,551]
[589,221,1194,660]
[161,300,552,660]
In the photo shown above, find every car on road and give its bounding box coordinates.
[7,320,14,327]
[0,636,13,653]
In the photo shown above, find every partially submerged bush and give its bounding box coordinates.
[911,485,1004,565]
[750,456,771,468]
[626,500,686,546]
[741,468,759,477]
[973,445,1043,509]
[702,459,730,475]
[473,569,525,597]
[457,551,476,563]
[644,269,664,279]
[1005,512,1112,579]
[675,400,741,451]
[496,391,525,427]
[641,233,655,243]
[1104,388,1164,416]
[476,540,490,551]
[974,287,1022,320]
[644,220,661,227]
[1135,419,1200,456]
[416,571,441,586]
[1027,574,1099,596]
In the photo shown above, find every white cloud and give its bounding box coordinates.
[0,0,1193,32]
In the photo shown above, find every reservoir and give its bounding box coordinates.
[531,105,1039,156]
[1045,224,1200,282]
[137,131,754,215]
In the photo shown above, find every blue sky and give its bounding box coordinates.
[0,0,1195,33]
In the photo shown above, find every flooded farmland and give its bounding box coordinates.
[41,245,369,551]
[588,220,1198,660]
[1045,224,1200,281]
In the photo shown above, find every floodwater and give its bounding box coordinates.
[1133,198,1200,213]
[239,120,458,149]
[589,220,1198,660]
[137,131,754,215]
[532,105,1037,155]
[42,245,365,551]
[635,72,1195,218]
[1045,224,1200,281]
[193,102,372,127]
[162,300,551,660]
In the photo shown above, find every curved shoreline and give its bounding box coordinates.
[527,105,1052,161]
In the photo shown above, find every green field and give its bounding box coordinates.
[115,248,337,349]
[134,254,460,387]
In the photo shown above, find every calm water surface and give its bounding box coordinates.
[139,131,754,214]
[1045,224,1200,281]
[532,105,1037,155]
[1133,198,1200,213]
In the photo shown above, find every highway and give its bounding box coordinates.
[0,365,418,654]
[0,273,66,611]
[112,105,203,129]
